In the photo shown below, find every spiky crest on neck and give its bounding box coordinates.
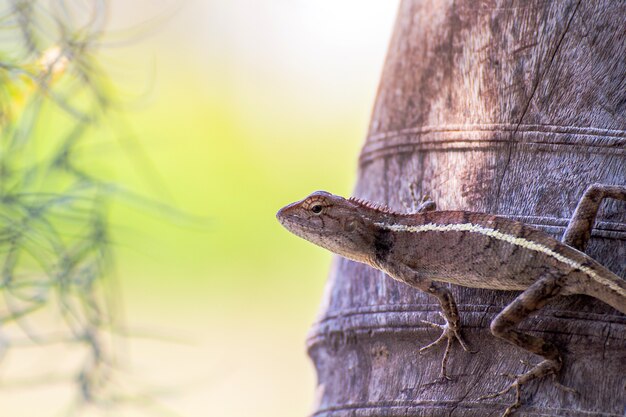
[347,196,398,214]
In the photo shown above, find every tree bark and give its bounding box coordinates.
[307,1,626,416]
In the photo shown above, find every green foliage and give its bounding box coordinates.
[0,0,122,411]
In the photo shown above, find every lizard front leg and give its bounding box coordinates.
[402,184,436,213]
[419,281,473,379]
[387,263,473,379]
[414,194,436,213]
[479,272,569,416]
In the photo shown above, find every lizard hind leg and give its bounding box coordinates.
[480,273,571,416]
[562,183,626,251]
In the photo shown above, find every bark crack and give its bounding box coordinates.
[493,0,582,211]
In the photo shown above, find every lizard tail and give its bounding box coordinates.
[582,267,626,315]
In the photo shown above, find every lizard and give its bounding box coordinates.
[276,183,626,416]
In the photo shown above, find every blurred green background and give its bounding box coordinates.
[1,1,398,416]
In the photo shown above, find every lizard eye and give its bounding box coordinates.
[310,204,323,214]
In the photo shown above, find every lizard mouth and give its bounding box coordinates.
[276,210,322,234]
[277,212,309,229]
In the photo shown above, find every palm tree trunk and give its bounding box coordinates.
[307,1,626,416]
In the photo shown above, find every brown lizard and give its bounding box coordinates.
[276,183,626,416]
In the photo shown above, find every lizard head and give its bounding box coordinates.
[276,191,377,263]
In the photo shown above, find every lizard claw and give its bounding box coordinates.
[552,374,578,396]
[478,359,570,417]
[419,312,474,379]
[478,380,521,417]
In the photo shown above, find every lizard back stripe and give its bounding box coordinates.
[373,222,622,294]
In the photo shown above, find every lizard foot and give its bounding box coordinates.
[405,182,436,213]
[414,195,436,213]
[518,360,577,395]
[419,312,474,379]
[478,358,565,417]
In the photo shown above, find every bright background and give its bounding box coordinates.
[1,1,399,416]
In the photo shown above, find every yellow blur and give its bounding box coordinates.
[0,1,398,416]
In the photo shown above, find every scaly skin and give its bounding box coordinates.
[277,184,626,416]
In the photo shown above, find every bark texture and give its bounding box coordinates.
[307,1,626,416]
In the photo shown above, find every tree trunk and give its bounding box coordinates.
[307,1,626,416]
